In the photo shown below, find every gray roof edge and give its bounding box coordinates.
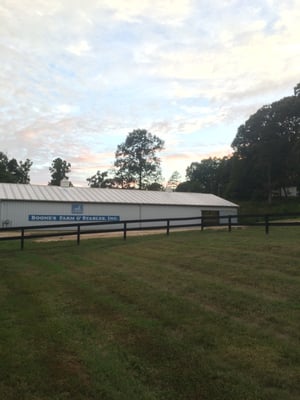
[0,183,239,208]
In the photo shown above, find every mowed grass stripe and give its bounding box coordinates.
[83,238,300,344]
[1,246,158,399]
[0,227,299,399]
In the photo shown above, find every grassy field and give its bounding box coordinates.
[0,227,299,400]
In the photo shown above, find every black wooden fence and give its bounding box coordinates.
[0,213,300,250]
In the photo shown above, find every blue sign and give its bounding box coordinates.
[29,215,120,222]
[72,204,84,214]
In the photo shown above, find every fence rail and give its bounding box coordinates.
[0,213,300,250]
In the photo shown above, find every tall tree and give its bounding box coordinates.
[49,158,71,186]
[115,129,164,190]
[294,82,300,97]
[185,158,222,194]
[17,159,33,183]
[176,156,233,196]
[166,171,181,191]
[231,85,300,202]
[0,152,32,183]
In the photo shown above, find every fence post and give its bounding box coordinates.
[265,215,269,235]
[228,216,232,232]
[166,220,170,235]
[77,224,80,245]
[21,228,25,250]
[123,222,127,240]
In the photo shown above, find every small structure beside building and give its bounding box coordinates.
[280,186,298,198]
[272,186,299,198]
[0,183,238,229]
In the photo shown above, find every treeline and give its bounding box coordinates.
[0,153,32,184]
[0,129,165,190]
[177,83,300,202]
[1,83,300,201]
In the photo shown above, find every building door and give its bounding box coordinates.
[202,210,219,226]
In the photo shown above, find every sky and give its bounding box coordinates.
[0,0,300,187]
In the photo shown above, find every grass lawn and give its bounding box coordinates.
[0,227,299,400]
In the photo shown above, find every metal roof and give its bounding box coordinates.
[0,183,238,208]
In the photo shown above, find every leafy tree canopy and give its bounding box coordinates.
[146,182,165,191]
[115,129,164,190]
[176,156,232,196]
[231,84,300,201]
[49,158,71,186]
[0,152,32,183]
[87,170,108,188]
[86,169,135,189]
[176,181,204,193]
[185,158,222,193]
[294,82,300,97]
[166,171,181,191]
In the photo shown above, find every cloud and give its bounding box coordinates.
[161,144,232,181]
[66,40,91,56]
[144,1,300,105]
[100,0,191,23]
[0,0,299,187]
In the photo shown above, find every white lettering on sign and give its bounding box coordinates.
[28,215,120,222]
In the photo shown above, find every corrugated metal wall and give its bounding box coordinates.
[1,200,137,228]
[0,200,238,228]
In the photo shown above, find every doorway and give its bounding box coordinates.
[202,210,220,226]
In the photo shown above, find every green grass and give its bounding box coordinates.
[0,228,300,399]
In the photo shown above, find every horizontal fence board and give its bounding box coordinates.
[0,213,300,250]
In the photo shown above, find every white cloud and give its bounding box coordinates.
[143,1,300,104]
[100,0,191,23]
[0,0,299,186]
[54,104,78,114]
[66,40,91,56]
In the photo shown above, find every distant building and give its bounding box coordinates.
[0,183,238,228]
[272,186,298,198]
[281,187,298,197]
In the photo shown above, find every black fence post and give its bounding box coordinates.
[5,211,299,251]
[123,222,127,240]
[77,224,80,245]
[21,228,25,250]
[265,215,269,235]
[166,220,170,235]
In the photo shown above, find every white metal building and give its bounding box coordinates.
[0,183,238,228]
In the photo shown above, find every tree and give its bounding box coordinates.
[176,181,204,192]
[49,158,71,186]
[185,158,222,194]
[231,85,300,202]
[87,170,108,188]
[146,182,165,191]
[0,152,32,183]
[115,129,164,190]
[166,171,181,191]
[17,159,33,183]
[223,155,256,200]
[175,157,234,196]
[86,169,128,189]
